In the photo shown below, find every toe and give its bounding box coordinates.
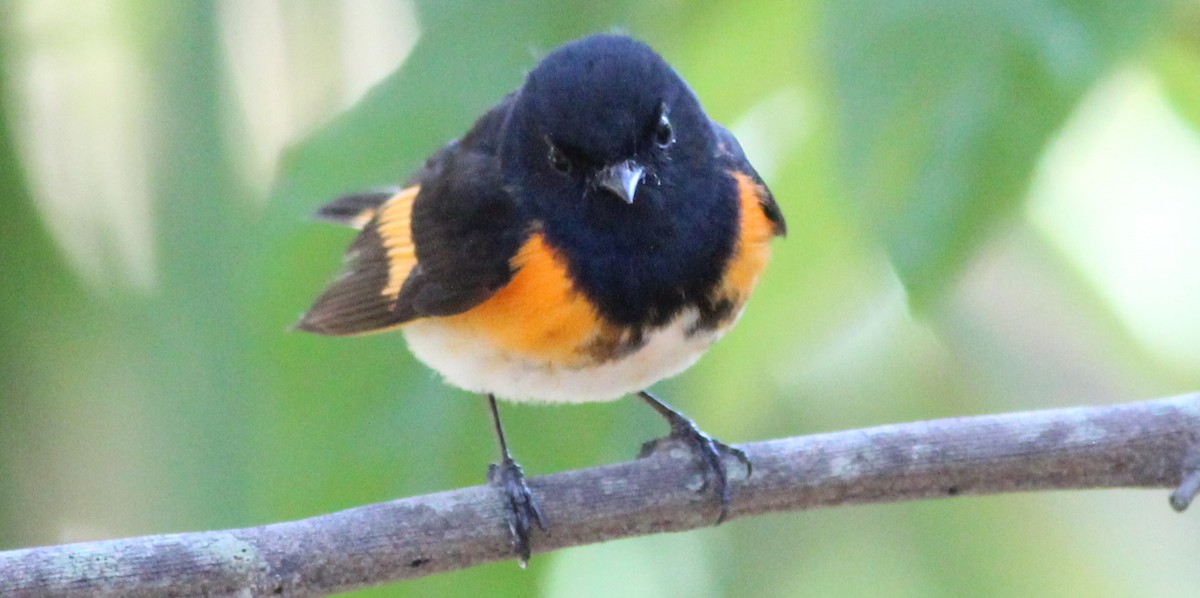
[488,458,545,566]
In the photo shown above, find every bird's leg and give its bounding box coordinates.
[484,394,546,567]
[636,390,751,524]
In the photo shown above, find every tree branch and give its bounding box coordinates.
[3,393,1198,597]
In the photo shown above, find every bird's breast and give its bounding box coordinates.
[401,170,776,404]
[403,302,730,404]
[400,232,724,402]
[427,232,602,367]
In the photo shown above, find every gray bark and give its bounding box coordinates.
[2,393,1198,597]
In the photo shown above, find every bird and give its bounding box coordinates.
[296,33,785,566]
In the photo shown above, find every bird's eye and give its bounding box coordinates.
[654,113,674,149]
[547,143,571,175]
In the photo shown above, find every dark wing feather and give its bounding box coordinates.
[314,189,398,229]
[297,95,526,336]
[399,152,525,316]
[297,186,420,335]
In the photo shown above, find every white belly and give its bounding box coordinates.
[402,308,737,403]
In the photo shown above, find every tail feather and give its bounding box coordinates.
[314,189,398,229]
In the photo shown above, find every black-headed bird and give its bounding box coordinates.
[298,34,785,565]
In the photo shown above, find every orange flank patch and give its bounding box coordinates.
[440,233,601,365]
[375,186,420,301]
[721,171,776,302]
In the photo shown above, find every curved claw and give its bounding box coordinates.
[637,413,752,524]
[488,457,546,567]
[702,439,752,523]
[686,433,750,524]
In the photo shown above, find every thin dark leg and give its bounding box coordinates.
[637,390,751,524]
[488,393,513,460]
[485,394,545,567]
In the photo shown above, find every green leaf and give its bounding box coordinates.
[825,0,1170,306]
[1152,9,1200,135]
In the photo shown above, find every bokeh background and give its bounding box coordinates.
[3,1,1200,596]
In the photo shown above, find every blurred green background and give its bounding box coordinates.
[3,0,1200,596]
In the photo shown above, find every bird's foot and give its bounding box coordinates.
[487,456,546,567]
[639,413,751,524]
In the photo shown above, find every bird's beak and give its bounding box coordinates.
[597,160,645,205]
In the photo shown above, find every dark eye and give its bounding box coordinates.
[547,143,571,175]
[654,113,674,148]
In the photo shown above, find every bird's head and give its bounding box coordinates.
[502,35,714,221]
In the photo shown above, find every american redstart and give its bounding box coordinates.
[298,34,785,565]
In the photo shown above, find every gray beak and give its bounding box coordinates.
[597,160,645,204]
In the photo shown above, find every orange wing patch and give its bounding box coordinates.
[297,186,420,336]
[439,232,602,365]
[374,186,420,301]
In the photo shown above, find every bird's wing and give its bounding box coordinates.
[297,185,423,335]
[297,98,526,336]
